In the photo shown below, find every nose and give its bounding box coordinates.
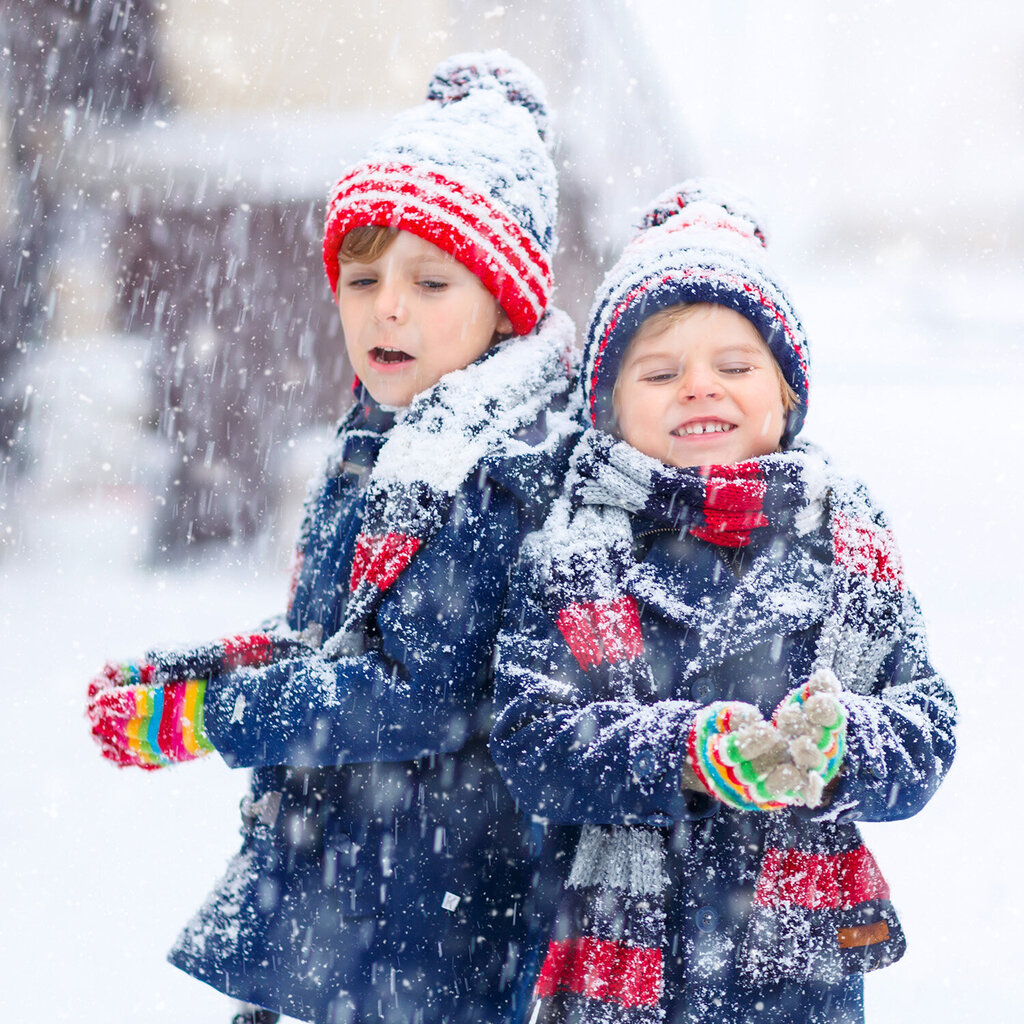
[372,279,405,324]
[677,362,720,400]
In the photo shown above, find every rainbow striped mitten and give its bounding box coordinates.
[687,702,803,811]
[773,668,847,806]
[88,671,214,770]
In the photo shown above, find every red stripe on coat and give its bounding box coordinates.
[833,511,905,590]
[535,936,663,1008]
[350,532,421,592]
[222,633,274,669]
[753,845,891,910]
[556,595,643,670]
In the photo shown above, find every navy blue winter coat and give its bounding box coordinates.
[169,394,576,1024]
[490,510,957,1024]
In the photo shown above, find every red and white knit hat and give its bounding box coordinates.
[323,51,557,336]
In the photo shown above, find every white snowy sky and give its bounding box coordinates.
[636,0,1024,261]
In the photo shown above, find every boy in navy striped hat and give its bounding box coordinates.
[88,52,579,1024]
[491,181,956,1024]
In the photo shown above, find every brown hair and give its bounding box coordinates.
[338,225,400,264]
[619,302,798,412]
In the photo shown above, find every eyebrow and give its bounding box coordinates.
[626,342,767,367]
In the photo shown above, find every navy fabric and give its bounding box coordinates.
[168,397,576,1024]
[491,513,956,1024]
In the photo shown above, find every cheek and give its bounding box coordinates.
[612,385,648,445]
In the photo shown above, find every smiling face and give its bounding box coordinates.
[337,229,512,407]
[613,304,788,469]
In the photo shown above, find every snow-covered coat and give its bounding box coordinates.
[489,434,957,1024]
[168,316,579,1024]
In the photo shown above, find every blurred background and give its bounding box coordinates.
[2,1,1021,1021]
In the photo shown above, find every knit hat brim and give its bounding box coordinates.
[586,264,809,442]
[323,161,552,336]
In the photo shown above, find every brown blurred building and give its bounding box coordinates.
[1,0,690,559]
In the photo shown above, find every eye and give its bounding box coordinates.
[343,274,377,289]
[418,279,448,291]
[642,370,678,383]
[720,363,754,375]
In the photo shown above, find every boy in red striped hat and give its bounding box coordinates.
[89,51,579,1024]
[490,180,957,1024]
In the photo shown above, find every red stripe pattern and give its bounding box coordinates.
[753,845,891,911]
[221,633,274,670]
[323,162,552,335]
[833,511,904,590]
[535,937,663,1008]
[689,463,769,548]
[350,532,421,592]
[556,596,644,670]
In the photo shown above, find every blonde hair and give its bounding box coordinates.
[338,225,400,264]
[618,303,798,412]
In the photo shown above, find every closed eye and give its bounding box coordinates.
[418,279,448,291]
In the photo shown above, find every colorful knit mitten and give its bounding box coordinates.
[687,701,807,811]
[87,627,321,770]
[88,665,213,770]
[773,668,847,808]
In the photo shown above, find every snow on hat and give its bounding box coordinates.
[323,50,557,336]
[583,179,810,444]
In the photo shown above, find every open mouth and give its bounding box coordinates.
[371,346,413,365]
[672,420,737,438]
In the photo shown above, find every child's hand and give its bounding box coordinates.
[687,701,806,811]
[772,668,847,807]
[87,666,214,769]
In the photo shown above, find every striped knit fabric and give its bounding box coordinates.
[89,677,214,770]
[322,51,557,336]
[88,629,319,769]
[582,180,809,443]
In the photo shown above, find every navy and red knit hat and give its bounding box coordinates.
[583,180,810,444]
[323,50,557,336]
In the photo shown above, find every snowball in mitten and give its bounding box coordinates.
[773,668,847,806]
[88,677,214,769]
[687,702,804,811]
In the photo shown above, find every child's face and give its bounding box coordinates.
[337,230,512,407]
[613,304,787,469]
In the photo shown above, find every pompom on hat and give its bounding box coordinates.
[323,50,557,336]
[583,179,811,444]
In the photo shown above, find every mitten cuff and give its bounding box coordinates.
[687,703,787,812]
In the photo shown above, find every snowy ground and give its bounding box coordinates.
[2,255,1020,1022]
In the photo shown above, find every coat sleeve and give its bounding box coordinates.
[201,485,523,768]
[815,590,957,823]
[489,555,712,826]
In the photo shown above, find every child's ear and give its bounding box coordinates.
[496,307,514,337]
